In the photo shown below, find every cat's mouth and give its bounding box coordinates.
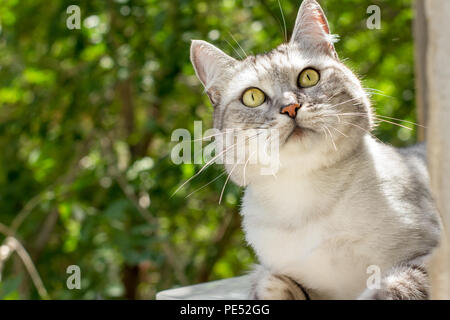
[292,127,303,137]
[287,125,315,140]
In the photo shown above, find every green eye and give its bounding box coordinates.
[298,68,320,88]
[242,88,266,107]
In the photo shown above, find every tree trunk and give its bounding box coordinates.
[420,0,450,300]
[413,0,428,142]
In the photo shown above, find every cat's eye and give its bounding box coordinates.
[298,68,320,88]
[241,88,266,107]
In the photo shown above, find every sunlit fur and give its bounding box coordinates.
[190,0,440,299]
[211,42,373,186]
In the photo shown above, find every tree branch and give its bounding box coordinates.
[0,223,50,300]
[196,210,241,283]
[10,135,94,232]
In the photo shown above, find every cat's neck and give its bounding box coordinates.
[243,134,376,228]
[252,133,372,182]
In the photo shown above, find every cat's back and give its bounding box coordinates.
[398,142,427,161]
[349,138,439,234]
[396,142,428,179]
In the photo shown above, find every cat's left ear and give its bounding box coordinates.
[190,40,236,104]
[290,0,338,59]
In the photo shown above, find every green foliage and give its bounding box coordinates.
[0,0,417,299]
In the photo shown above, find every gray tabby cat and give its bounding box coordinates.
[189,0,441,299]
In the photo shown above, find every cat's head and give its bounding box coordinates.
[190,0,373,185]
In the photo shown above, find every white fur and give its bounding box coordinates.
[241,135,437,299]
[190,0,440,300]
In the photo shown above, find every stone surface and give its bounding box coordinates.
[156,276,251,300]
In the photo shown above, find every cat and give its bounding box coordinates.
[189,0,441,299]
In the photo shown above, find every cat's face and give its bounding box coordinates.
[191,0,373,185]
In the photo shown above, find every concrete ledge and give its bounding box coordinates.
[156,275,251,300]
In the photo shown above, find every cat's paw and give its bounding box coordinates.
[249,266,308,300]
[358,265,429,300]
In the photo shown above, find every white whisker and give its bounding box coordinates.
[172,132,262,197]
[328,96,364,110]
[243,150,257,186]
[324,126,337,151]
[277,0,287,42]
[219,162,238,204]
[185,171,227,199]
[228,32,248,59]
[224,38,243,59]
[328,113,415,131]
[338,120,386,145]
[329,125,348,138]
[189,128,245,142]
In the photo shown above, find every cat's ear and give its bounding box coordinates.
[290,0,338,59]
[190,40,235,101]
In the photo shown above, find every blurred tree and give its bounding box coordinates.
[0,0,417,299]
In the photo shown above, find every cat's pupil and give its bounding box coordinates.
[251,93,254,100]
[307,74,311,81]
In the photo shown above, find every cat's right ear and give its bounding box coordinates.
[290,0,338,59]
[190,40,235,103]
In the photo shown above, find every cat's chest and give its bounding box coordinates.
[241,176,345,269]
[242,173,336,224]
[242,184,342,271]
[244,217,367,298]
[244,214,331,270]
[241,177,369,298]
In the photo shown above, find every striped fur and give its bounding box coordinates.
[190,0,441,300]
[359,264,429,300]
[249,265,309,300]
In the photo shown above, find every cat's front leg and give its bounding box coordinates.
[358,261,429,300]
[248,265,309,300]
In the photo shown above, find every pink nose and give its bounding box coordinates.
[280,104,301,118]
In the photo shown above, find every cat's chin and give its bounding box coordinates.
[286,125,314,142]
[292,127,303,137]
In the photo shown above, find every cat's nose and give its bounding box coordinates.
[280,103,301,119]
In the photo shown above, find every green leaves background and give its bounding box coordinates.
[0,0,417,299]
